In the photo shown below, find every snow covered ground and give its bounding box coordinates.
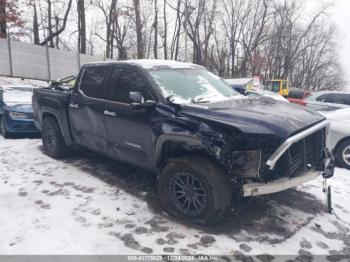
[0,136,350,256]
[0,76,48,88]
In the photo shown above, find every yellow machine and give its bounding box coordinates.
[268,79,289,97]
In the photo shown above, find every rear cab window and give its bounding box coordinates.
[79,66,112,99]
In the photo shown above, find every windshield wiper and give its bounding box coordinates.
[191,95,215,103]
[165,94,175,103]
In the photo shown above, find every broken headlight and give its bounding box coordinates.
[231,150,262,178]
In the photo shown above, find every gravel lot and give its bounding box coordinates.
[0,136,350,256]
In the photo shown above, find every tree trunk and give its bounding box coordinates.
[33,2,40,44]
[47,0,54,47]
[163,0,167,59]
[105,0,116,58]
[40,0,73,46]
[77,0,86,54]
[133,0,144,59]
[0,0,6,38]
[153,0,158,59]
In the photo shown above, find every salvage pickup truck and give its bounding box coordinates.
[33,60,334,225]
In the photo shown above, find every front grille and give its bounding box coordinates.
[262,127,326,181]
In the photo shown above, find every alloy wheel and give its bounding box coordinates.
[169,171,208,217]
[342,145,350,166]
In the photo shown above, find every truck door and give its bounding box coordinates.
[102,65,157,170]
[68,65,112,154]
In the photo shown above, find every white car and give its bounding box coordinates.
[306,91,350,109]
[319,108,350,169]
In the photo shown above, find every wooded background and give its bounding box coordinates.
[0,0,346,90]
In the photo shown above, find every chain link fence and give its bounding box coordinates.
[0,38,106,81]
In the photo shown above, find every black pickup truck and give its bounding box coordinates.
[33,60,334,225]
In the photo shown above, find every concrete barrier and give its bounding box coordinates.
[0,38,106,81]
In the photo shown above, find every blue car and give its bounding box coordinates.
[0,85,40,138]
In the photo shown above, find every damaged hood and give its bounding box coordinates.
[180,98,325,139]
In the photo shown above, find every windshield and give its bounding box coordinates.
[148,68,240,103]
[270,81,280,92]
[3,87,33,104]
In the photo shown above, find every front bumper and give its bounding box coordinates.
[243,170,320,197]
[242,119,335,197]
[5,116,40,133]
[242,150,335,197]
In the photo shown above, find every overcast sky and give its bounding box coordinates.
[331,0,350,86]
[306,0,350,88]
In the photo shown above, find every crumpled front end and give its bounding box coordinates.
[240,120,335,197]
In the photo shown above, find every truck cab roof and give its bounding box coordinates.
[88,59,202,70]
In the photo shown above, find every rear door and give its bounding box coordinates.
[102,65,158,170]
[68,65,112,154]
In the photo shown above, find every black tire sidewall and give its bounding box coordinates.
[0,117,9,138]
[336,140,350,169]
[42,117,66,158]
[158,156,233,225]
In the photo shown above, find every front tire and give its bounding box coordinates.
[0,116,9,138]
[335,139,350,170]
[158,156,233,225]
[42,116,68,158]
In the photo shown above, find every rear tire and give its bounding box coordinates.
[0,116,9,138]
[158,156,233,225]
[335,139,350,170]
[42,116,68,158]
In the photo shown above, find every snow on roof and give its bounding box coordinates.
[89,59,200,69]
[225,78,253,86]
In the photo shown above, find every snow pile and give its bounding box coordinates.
[0,76,48,88]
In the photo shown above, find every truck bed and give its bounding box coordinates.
[32,87,73,145]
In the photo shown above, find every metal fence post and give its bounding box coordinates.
[7,37,13,77]
[45,44,51,81]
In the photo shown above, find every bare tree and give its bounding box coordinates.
[184,0,217,66]
[153,0,158,59]
[0,0,24,38]
[133,0,144,59]
[28,0,40,44]
[113,7,131,60]
[169,0,182,60]
[77,0,86,53]
[162,0,167,59]
[93,0,117,58]
[39,0,73,46]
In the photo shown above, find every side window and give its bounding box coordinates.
[315,94,328,102]
[108,67,153,103]
[325,94,350,105]
[80,67,112,99]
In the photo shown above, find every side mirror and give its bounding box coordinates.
[129,91,156,109]
[129,91,144,104]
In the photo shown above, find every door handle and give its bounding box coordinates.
[69,103,79,109]
[104,110,116,117]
